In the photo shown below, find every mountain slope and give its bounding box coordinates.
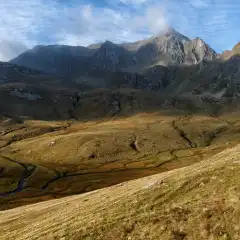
[0,61,54,84]
[143,56,240,102]
[1,58,240,121]
[0,145,240,240]
[10,45,96,76]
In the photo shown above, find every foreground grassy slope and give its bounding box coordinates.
[0,145,240,240]
[0,112,239,210]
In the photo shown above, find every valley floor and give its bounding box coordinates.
[0,112,240,210]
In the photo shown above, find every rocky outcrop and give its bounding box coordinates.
[183,38,217,64]
[10,89,42,100]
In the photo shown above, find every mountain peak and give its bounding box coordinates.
[162,27,179,35]
[155,27,190,43]
[101,40,117,48]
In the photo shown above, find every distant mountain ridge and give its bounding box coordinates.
[10,28,217,76]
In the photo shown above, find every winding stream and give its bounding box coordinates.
[0,156,36,197]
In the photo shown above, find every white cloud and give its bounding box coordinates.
[0,0,58,45]
[0,0,168,58]
[56,4,168,46]
[0,0,59,60]
[82,5,93,20]
[0,41,27,62]
[145,7,168,34]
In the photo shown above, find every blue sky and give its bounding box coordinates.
[0,0,240,61]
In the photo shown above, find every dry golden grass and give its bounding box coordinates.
[0,145,240,240]
[0,112,239,210]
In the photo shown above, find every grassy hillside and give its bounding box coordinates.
[0,144,240,239]
[0,112,239,210]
